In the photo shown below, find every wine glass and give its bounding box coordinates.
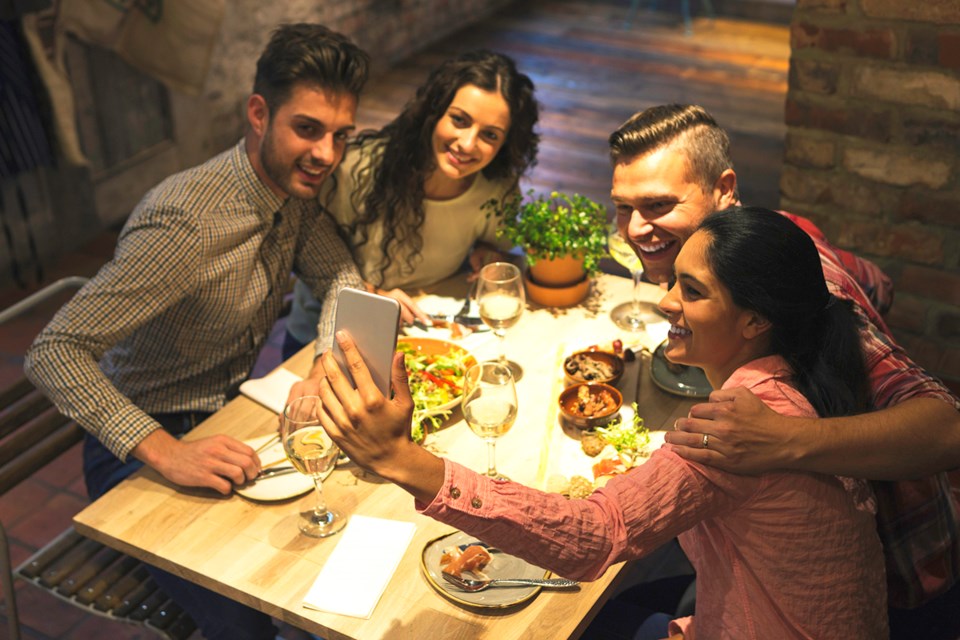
[281,396,345,538]
[607,225,662,332]
[462,361,518,481]
[477,262,525,378]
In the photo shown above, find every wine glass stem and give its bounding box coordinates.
[631,269,643,314]
[485,438,498,477]
[311,476,329,517]
[495,329,507,365]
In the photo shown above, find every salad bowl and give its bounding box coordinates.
[398,337,478,440]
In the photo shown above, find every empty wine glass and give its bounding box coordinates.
[281,396,345,537]
[462,361,517,481]
[607,225,662,332]
[477,262,525,378]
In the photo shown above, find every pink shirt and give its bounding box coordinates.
[420,356,888,639]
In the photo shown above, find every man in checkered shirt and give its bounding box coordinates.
[25,23,417,640]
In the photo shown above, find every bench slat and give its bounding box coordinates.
[74,554,139,606]
[0,422,84,494]
[94,565,150,612]
[39,537,103,588]
[3,374,197,638]
[0,376,33,409]
[114,577,160,618]
[0,390,52,440]
[56,544,123,597]
[0,408,72,468]
[16,527,86,580]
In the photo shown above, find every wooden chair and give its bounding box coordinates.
[0,280,197,639]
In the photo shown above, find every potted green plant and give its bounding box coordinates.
[486,190,608,305]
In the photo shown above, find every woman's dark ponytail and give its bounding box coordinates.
[699,207,871,418]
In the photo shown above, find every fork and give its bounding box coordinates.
[442,572,579,592]
[253,432,280,455]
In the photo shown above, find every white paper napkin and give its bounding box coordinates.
[302,515,416,618]
[416,294,466,317]
[238,368,303,414]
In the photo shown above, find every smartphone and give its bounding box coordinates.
[332,287,401,397]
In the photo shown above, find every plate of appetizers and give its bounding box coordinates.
[421,530,551,609]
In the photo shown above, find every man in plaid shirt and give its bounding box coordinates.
[25,24,418,640]
[611,105,960,638]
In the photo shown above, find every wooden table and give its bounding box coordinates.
[74,274,697,640]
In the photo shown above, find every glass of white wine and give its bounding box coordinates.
[607,225,661,332]
[281,396,345,538]
[477,262,525,378]
[462,361,517,481]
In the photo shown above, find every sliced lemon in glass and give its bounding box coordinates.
[301,430,328,446]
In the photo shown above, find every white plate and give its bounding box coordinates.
[234,434,323,502]
[421,530,551,609]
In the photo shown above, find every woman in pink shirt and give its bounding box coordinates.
[314,206,888,639]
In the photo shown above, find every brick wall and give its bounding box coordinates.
[782,0,960,388]
[192,0,515,163]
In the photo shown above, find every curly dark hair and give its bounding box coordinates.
[332,50,540,286]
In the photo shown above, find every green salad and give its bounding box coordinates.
[595,403,650,464]
[399,341,474,443]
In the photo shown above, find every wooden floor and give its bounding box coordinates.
[359,0,790,210]
[0,3,789,638]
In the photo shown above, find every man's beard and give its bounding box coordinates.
[259,126,323,201]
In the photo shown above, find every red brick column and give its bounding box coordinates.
[782,0,960,389]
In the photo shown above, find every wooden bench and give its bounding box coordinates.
[1,370,198,638]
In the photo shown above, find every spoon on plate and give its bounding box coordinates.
[442,572,579,592]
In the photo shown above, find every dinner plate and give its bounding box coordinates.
[649,341,712,398]
[421,530,550,609]
[234,434,327,502]
[397,337,477,417]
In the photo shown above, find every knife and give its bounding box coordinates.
[253,465,298,480]
[428,314,487,327]
[412,315,489,331]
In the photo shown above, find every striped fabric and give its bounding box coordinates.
[0,18,53,177]
[785,211,960,608]
[25,140,363,461]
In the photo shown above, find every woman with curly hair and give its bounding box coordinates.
[284,50,540,357]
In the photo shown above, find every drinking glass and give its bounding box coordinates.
[281,396,345,537]
[477,262,525,377]
[462,361,518,481]
[607,225,662,331]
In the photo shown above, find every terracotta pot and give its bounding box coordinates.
[528,253,586,286]
[523,269,590,307]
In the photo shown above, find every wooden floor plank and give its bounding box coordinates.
[358,0,789,217]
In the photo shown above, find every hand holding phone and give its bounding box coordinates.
[332,288,401,397]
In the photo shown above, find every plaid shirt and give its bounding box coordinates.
[785,212,960,608]
[25,141,363,461]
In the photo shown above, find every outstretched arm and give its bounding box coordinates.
[667,388,960,479]
[313,332,747,582]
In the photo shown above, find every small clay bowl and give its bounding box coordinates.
[558,383,623,430]
[563,349,624,387]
